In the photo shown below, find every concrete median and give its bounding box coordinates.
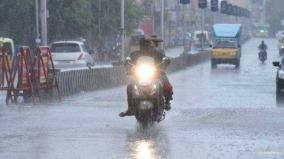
[56,51,210,96]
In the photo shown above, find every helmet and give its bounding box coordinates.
[149,35,163,43]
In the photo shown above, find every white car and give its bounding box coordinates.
[50,41,94,68]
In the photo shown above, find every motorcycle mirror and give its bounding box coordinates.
[125,57,131,66]
[273,61,280,67]
[162,57,171,65]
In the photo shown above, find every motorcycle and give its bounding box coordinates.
[126,56,170,128]
[110,42,121,62]
[258,49,267,63]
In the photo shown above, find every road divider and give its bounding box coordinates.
[56,50,210,96]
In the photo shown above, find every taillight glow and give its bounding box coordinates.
[78,53,84,60]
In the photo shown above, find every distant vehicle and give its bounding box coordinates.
[192,31,211,49]
[254,24,269,38]
[278,37,284,55]
[276,30,284,40]
[211,24,242,68]
[273,59,284,100]
[258,49,267,63]
[183,32,192,52]
[50,41,95,68]
[0,37,15,66]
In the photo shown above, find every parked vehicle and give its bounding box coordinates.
[50,41,94,68]
[273,59,284,101]
[183,32,192,52]
[0,37,15,65]
[193,31,211,49]
[211,24,242,68]
[278,37,284,55]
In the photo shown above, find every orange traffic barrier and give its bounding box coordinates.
[33,46,61,101]
[0,46,14,104]
[11,46,36,103]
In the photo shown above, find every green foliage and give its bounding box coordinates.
[0,0,36,45]
[0,0,143,45]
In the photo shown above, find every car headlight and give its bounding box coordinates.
[135,64,155,82]
[281,45,284,49]
[279,70,284,79]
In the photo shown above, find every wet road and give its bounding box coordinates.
[1,38,284,159]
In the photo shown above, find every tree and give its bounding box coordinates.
[266,0,284,33]
[0,0,36,45]
[0,0,144,45]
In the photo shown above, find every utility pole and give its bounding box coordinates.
[35,0,41,46]
[40,0,47,46]
[161,0,165,49]
[262,0,266,25]
[182,4,185,46]
[201,9,205,50]
[98,0,102,41]
[121,0,125,61]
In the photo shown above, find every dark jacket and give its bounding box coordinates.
[258,43,267,50]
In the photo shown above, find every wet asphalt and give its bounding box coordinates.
[1,38,284,159]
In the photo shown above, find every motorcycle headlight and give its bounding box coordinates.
[279,70,284,79]
[135,64,155,82]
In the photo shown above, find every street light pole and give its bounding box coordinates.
[40,0,48,45]
[121,0,125,61]
[201,9,205,50]
[35,0,39,38]
[35,0,41,46]
[161,0,165,49]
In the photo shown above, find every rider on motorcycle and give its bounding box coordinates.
[119,37,173,117]
[258,40,268,51]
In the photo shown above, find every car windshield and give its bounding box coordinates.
[51,43,80,53]
[214,39,237,48]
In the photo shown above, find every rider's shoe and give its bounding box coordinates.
[165,101,171,111]
[119,109,134,117]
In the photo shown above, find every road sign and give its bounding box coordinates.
[211,0,219,12]
[227,3,233,15]
[180,0,190,4]
[198,0,207,9]
[221,1,227,14]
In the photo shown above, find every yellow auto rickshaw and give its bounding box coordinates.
[0,37,15,66]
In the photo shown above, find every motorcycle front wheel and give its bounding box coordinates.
[135,110,154,129]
